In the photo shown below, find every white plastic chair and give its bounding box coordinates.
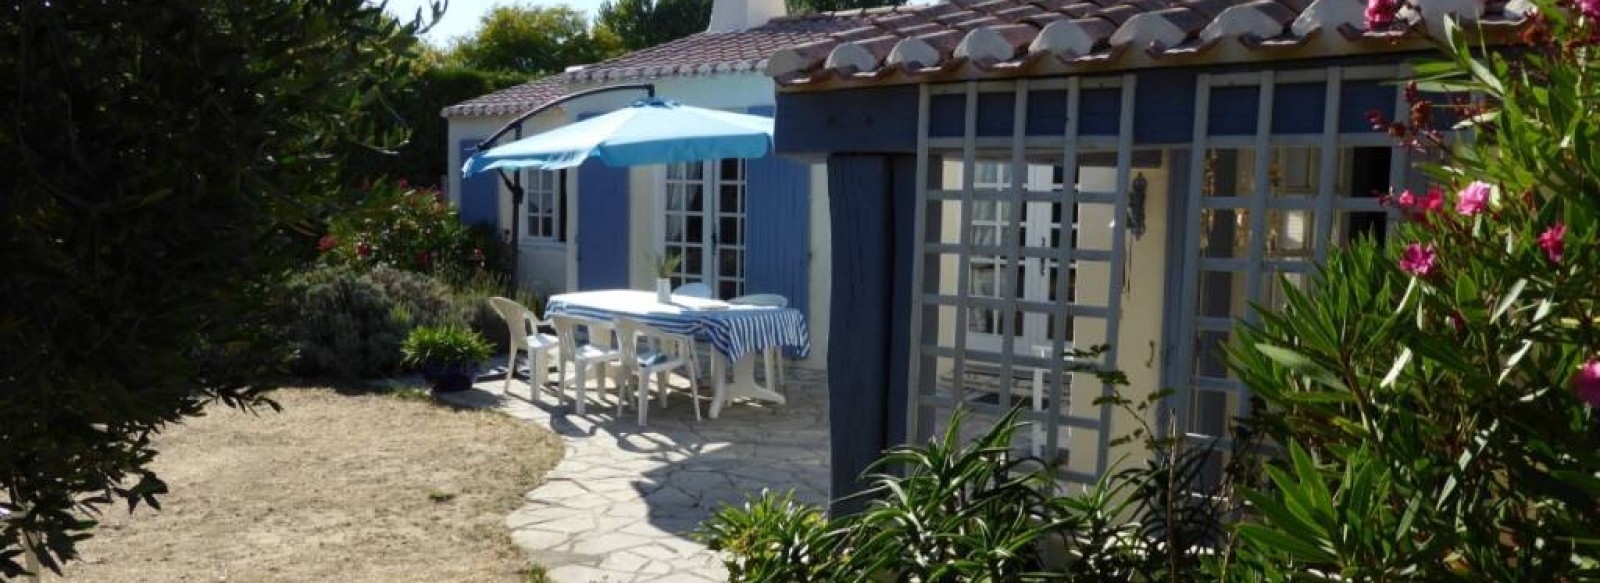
[614,318,701,426]
[729,294,790,392]
[673,282,713,298]
[550,314,624,415]
[487,297,559,400]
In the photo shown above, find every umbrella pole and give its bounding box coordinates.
[498,168,525,296]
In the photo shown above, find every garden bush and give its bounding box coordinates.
[285,265,464,379]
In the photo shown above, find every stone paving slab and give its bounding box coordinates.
[439,361,831,583]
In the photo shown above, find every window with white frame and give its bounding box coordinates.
[663,159,746,298]
[523,169,563,242]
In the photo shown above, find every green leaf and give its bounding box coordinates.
[1254,343,1349,392]
[1491,278,1526,322]
[1380,347,1412,389]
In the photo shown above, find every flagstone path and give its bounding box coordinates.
[439,365,831,583]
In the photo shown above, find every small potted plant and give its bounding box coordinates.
[650,251,682,303]
[401,325,494,393]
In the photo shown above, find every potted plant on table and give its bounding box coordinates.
[650,251,682,303]
[401,325,494,393]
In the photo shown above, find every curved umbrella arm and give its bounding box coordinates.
[476,83,656,152]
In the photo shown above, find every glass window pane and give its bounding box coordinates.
[720,217,740,244]
[720,249,740,278]
[1193,331,1232,379]
[686,215,703,242]
[685,184,704,212]
[1199,209,1250,259]
[721,158,742,181]
[1196,270,1248,319]
[1269,147,1318,197]
[720,185,741,215]
[1265,209,1314,259]
[683,246,703,275]
[1202,149,1255,197]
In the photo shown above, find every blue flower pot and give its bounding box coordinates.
[421,360,479,393]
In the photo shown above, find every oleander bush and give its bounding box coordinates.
[1219,2,1600,579]
[319,178,484,274]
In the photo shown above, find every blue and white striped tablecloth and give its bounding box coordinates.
[544,290,810,362]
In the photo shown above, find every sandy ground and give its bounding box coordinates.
[61,387,562,583]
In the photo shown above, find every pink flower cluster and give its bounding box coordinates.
[1455,181,1490,216]
[1366,0,1401,28]
[1580,0,1600,20]
[1395,180,1571,277]
[1573,359,1600,408]
[1399,243,1438,276]
[1539,223,1567,264]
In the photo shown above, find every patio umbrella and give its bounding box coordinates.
[461,97,774,176]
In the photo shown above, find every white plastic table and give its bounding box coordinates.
[544,290,810,418]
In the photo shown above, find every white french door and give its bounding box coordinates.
[965,162,1084,355]
[663,159,747,299]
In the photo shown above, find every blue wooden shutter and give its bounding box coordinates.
[742,105,811,320]
[457,139,499,228]
[576,141,631,290]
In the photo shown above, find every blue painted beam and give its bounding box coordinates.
[775,86,920,155]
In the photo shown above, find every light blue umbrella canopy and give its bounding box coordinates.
[462,97,774,176]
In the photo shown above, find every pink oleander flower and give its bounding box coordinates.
[1399,243,1438,276]
[1456,181,1490,216]
[356,241,372,259]
[1366,0,1400,28]
[317,234,338,253]
[1573,360,1600,408]
[1394,188,1417,208]
[1419,187,1443,213]
[1538,222,1567,263]
[1580,0,1600,19]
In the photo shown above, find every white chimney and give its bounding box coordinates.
[706,0,787,32]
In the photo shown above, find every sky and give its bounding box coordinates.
[381,0,609,46]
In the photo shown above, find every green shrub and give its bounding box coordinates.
[401,325,494,367]
[286,265,463,379]
[700,392,1241,582]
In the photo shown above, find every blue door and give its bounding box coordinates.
[457,139,499,228]
[743,105,811,320]
[576,158,630,289]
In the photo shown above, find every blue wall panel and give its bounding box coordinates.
[1079,88,1121,135]
[975,92,1015,137]
[1207,86,1259,136]
[1272,82,1327,134]
[1339,80,1396,133]
[576,158,630,290]
[929,93,965,138]
[457,139,499,228]
[1134,71,1195,144]
[1026,89,1069,136]
[744,105,811,322]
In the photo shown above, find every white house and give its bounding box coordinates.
[442,0,876,367]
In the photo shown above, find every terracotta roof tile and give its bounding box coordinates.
[770,0,1533,87]
[441,76,569,118]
